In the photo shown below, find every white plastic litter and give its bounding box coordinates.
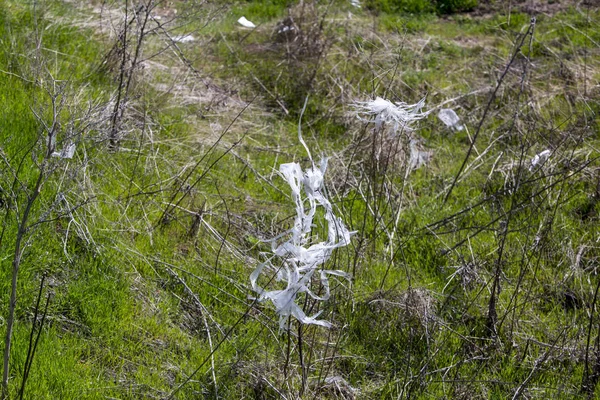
[250,158,355,330]
[278,25,295,34]
[350,0,361,8]
[409,139,432,170]
[529,149,551,171]
[237,16,256,28]
[52,143,75,159]
[172,34,195,43]
[353,97,427,131]
[438,108,464,131]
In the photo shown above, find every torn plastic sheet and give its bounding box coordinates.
[438,108,464,131]
[172,34,195,43]
[52,143,75,159]
[251,159,354,330]
[353,96,427,131]
[529,149,551,171]
[409,138,432,170]
[237,16,256,28]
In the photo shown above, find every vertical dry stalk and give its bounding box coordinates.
[583,277,600,396]
[18,274,51,400]
[486,16,537,339]
[444,17,537,204]
[2,88,62,398]
[108,0,154,149]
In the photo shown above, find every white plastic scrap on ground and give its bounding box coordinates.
[529,149,551,171]
[237,16,256,28]
[437,108,464,131]
[350,0,361,8]
[353,96,428,131]
[172,34,195,43]
[250,158,355,330]
[52,143,76,159]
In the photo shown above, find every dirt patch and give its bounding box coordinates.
[470,0,596,17]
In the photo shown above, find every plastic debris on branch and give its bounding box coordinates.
[529,149,551,171]
[52,143,76,159]
[437,108,464,131]
[172,34,195,43]
[250,158,355,330]
[353,96,428,131]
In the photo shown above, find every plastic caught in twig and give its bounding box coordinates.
[529,149,551,171]
[353,97,427,131]
[251,159,355,330]
[172,34,195,43]
[52,143,75,159]
[437,108,464,131]
[409,139,432,170]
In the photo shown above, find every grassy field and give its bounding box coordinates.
[0,0,599,398]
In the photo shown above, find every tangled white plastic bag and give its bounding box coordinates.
[250,158,354,330]
[353,96,427,131]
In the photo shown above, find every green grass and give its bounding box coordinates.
[0,0,598,398]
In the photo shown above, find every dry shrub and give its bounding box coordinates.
[358,288,439,340]
[246,1,337,116]
[329,119,431,198]
[273,1,330,60]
